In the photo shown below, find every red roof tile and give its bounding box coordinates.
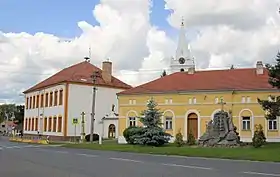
[118,68,276,95]
[24,61,132,93]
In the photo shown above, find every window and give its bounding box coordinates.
[188,98,192,104]
[31,118,34,131]
[241,96,245,103]
[53,117,57,132]
[54,91,58,106]
[242,117,251,130]
[49,92,53,107]
[59,90,63,105]
[44,117,47,132]
[35,118,38,131]
[26,97,29,109]
[36,95,39,108]
[132,100,136,104]
[193,97,197,104]
[48,117,52,132]
[268,119,278,130]
[165,117,172,130]
[25,118,28,130]
[40,94,44,107]
[215,97,219,104]
[165,99,168,104]
[246,97,251,103]
[29,97,32,109]
[33,96,35,108]
[28,118,31,131]
[129,100,132,104]
[165,99,172,104]
[57,116,62,132]
[45,93,49,107]
[129,117,136,127]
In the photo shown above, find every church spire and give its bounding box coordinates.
[169,16,195,74]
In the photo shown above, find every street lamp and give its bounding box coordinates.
[90,71,100,143]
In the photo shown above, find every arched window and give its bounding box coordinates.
[54,91,58,106]
[59,89,63,105]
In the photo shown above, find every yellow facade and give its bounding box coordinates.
[118,90,280,142]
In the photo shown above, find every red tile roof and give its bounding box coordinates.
[118,68,276,95]
[24,61,132,93]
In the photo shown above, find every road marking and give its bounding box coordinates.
[6,146,21,149]
[110,157,143,163]
[161,163,213,170]
[53,150,68,154]
[76,153,98,157]
[242,171,280,176]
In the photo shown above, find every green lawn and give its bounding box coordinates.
[62,141,280,162]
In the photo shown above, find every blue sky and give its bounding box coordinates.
[0,0,175,38]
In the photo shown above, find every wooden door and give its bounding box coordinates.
[187,113,198,139]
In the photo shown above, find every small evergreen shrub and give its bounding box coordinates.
[187,130,196,146]
[252,124,266,148]
[85,133,99,142]
[123,126,143,144]
[174,129,184,147]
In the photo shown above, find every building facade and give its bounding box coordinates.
[23,60,131,140]
[117,63,280,143]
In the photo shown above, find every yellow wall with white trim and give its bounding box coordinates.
[118,91,280,142]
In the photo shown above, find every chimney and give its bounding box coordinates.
[102,60,112,83]
[188,67,195,74]
[256,61,263,75]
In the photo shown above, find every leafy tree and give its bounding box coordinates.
[14,105,24,124]
[0,104,16,122]
[187,130,196,145]
[174,129,184,147]
[258,52,280,120]
[161,70,167,77]
[252,124,266,148]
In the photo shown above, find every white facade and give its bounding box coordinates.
[67,83,123,138]
[24,84,66,136]
[24,83,124,139]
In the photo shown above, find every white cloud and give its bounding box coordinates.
[1,0,280,104]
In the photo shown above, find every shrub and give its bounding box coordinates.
[133,127,171,146]
[187,130,196,146]
[85,133,99,142]
[174,129,184,147]
[252,124,266,148]
[123,126,143,144]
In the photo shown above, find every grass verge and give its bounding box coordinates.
[62,142,280,162]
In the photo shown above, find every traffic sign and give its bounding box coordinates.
[72,118,79,125]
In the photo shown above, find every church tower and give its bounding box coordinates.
[170,18,195,74]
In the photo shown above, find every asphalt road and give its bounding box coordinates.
[0,139,280,177]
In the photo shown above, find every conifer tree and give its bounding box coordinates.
[135,98,171,146]
[258,52,280,120]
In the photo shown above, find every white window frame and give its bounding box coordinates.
[193,97,196,104]
[268,119,278,130]
[128,117,136,127]
[246,96,251,103]
[241,96,245,103]
[242,116,251,130]
[165,117,172,130]
[215,97,219,104]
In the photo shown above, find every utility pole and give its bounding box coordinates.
[81,112,85,142]
[90,71,100,143]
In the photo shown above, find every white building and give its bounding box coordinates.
[23,60,131,141]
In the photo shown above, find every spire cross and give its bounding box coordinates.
[181,16,184,26]
[218,98,226,111]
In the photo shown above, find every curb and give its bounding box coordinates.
[9,138,49,145]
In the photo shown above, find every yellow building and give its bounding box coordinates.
[117,62,280,143]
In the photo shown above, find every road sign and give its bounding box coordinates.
[72,118,79,125]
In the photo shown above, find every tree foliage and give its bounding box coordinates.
[186,130,196,145]
[258,52,280,120]
[252,124,266,148]
[174,129,184,147]
[161,70,167,77]
[122,98,171,146]
[0,104,24,123]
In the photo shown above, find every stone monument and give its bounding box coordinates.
[198,99,241,147]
